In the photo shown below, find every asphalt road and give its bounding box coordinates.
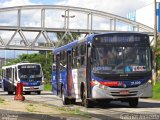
[0,89,160,120]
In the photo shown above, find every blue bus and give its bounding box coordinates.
[52,32,152,108]
[2,62,44,95]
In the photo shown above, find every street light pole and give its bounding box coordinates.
[61,14,75,29]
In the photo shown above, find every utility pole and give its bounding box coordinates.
[153,0,157,85]
[154,0,157,50]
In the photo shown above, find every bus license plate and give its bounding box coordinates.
[120,90,129,95]
[30,87,34,90]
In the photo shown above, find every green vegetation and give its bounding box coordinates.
[44,83,52,91]
[56,33,80,47]
[152,81,160,100]
[26,103,36,112]
[55,106,89,117]
[0,97,5,103]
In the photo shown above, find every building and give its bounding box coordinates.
[127,2,160,32]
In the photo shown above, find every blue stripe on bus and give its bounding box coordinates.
[20,80,41,86]
[91,74,151,88]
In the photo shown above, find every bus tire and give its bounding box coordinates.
[3,81,7,91]
[37,91,41,95]
[82,90,92,108]
[71,98,76,104]
[25,91,31,95]
[8,91,14,95]
[62,89,69,105]
[60,84,63,98]
[129,98,139,108]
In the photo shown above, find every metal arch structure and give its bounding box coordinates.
[0,5,154,51]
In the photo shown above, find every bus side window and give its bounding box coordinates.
[80,45,86,67]
[15,68,17,81]
[72,47,79,68]
[6,68,11,79]
[72,58,77,68]
[81,56,85,66]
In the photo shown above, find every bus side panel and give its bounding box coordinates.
[77,67,86,98]
[2,67,15,92]
[59,70,67,94]
[2,78,15,92]
[67,68,75,97]
[56,55,60,95]
[72,69,79,99]
[66,52,75,98]
[1,78,9,91]
[52,71,57,95]
[10,68,15,92]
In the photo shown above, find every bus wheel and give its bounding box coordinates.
[128,98,139,108]
[8,91,13,95]
[82,91,92,108]
[62,89,69,105]
[37,91,41,95]
[25,91,31,95]
[71,98,76,104]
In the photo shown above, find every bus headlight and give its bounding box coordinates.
[148,79,152,84]
[91,80,108,90]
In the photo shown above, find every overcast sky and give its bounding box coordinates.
[0,0,155,17]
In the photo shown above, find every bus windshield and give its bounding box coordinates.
[92,46,151,74]
[18,65,42,81]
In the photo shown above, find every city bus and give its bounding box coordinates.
[1,62,44,95]
[52,32,152,108]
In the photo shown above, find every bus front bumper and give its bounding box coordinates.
[23,84,44,92]
[91,82,152,99]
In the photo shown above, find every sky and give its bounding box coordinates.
[0,0,156,59]
[0,0,155,17]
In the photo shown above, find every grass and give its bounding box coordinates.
[0,97,5,103]
[152,81,160,100]
[54,106,90,118]
[26,103,36,112]
[44,83,52,91]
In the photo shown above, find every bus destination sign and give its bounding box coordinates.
[20,65,37,69]
[94,35,148,44]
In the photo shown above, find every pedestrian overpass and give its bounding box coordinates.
[0,5,154,51]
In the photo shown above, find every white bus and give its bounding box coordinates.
[1,62,44,94]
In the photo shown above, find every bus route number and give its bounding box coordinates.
[131,81,141,86]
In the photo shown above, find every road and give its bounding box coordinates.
[0,89,160,120]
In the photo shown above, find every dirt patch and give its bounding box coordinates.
[0,96,90,120]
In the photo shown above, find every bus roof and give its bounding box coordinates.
[52,32,148,54]
[53,40,79,54]
[2,63,41,69]
[52,35,95,54]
